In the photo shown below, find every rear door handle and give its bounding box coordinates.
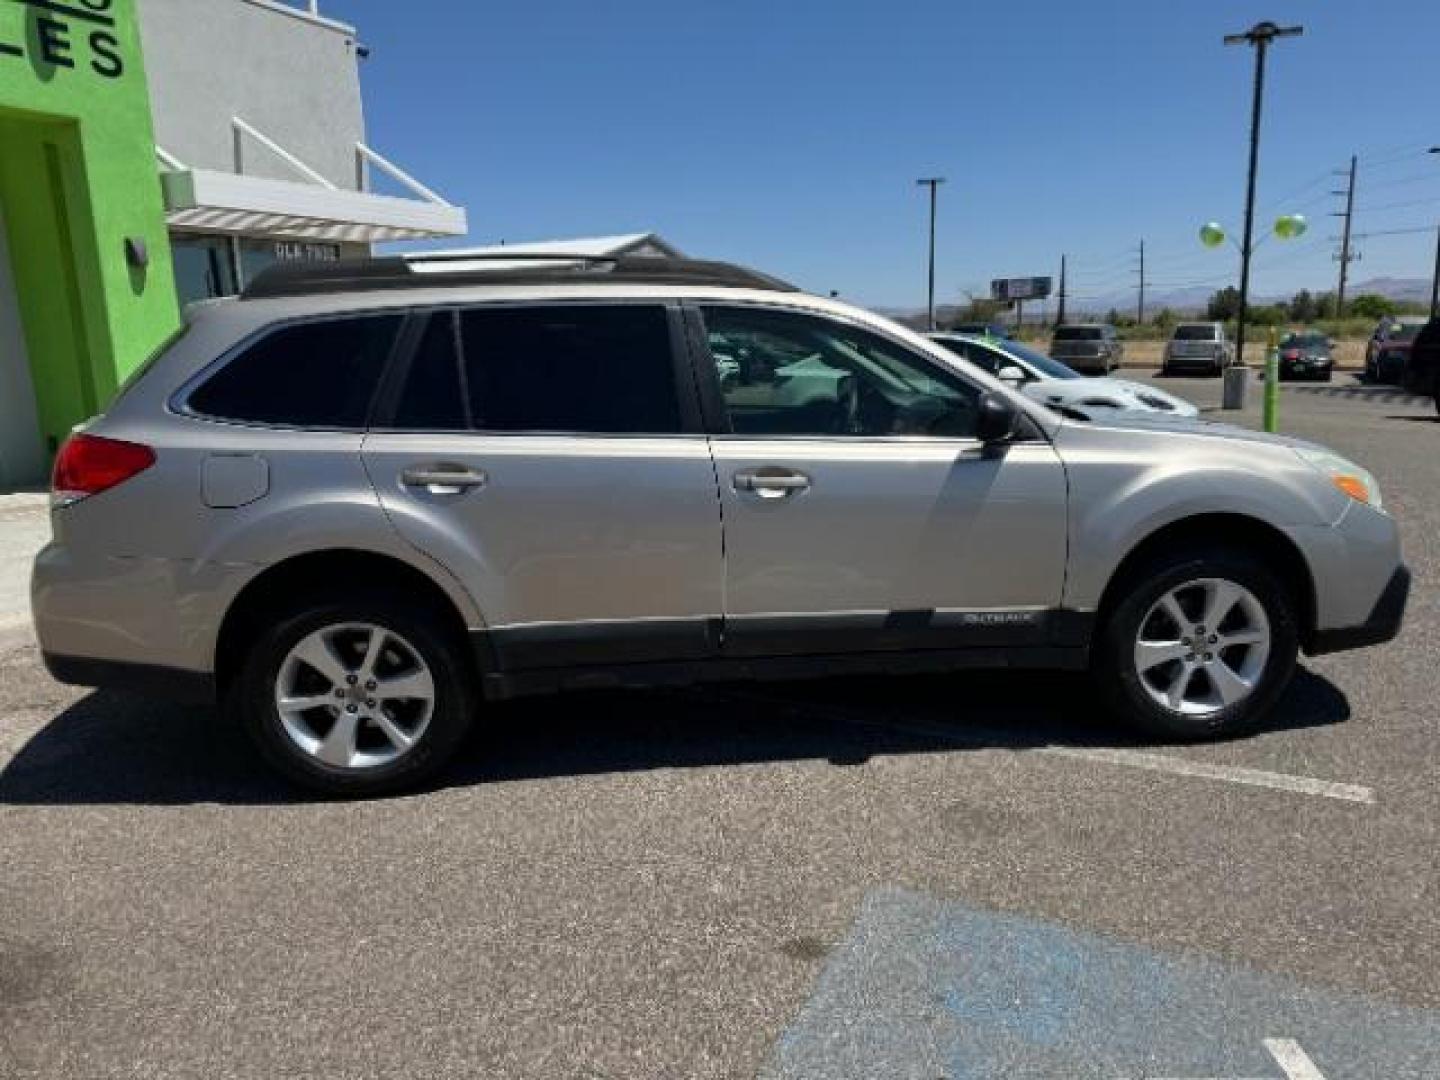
[734,468,811,499]
[401,465,488,495]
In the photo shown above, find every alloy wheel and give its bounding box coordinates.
[274,622,436,770]
[1133,578,1271,716]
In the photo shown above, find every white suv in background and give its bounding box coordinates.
[1163,323,1234,376]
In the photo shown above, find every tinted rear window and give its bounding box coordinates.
[390,305,682,434]
[1173,325,1218,341]
[189,315,402,427]
[1054,327,1103,340]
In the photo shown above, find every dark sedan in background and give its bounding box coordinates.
[1278,331,1334,382]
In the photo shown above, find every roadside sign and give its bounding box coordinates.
[992,276,1053,302]
[764,888,1440,1079]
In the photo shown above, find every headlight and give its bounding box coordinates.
[1295,448,1383,511]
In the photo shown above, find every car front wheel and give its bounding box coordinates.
[230,590,478,796]
[1094,547,1299,740]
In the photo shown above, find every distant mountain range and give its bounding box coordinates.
[876,277,1432,326]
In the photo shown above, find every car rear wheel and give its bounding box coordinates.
[1094,547,1299,740]
[229,590,478,796]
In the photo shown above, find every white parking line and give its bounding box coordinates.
[1052,747,1375,805]
[1139,1039,1331,1079]
[712,691,1375,806]
[1263,1039,1328,1080]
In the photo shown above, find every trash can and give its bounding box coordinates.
[1222,365,1249,410]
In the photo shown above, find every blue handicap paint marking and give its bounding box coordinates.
[763,888,1440,1080]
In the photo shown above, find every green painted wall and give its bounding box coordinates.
[0,0,179,456]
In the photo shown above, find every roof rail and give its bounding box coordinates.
[240,254,799,299]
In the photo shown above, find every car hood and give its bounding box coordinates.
[1023,376,1200,418]
[1067,408,1324,452]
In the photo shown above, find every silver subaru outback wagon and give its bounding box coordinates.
[32,254,1409,796]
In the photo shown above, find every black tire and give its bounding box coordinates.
[1093,545,1299,741]
[227,589,478,797]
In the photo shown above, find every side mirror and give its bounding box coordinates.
[997,364,1026,386]
[976,391,1021,444]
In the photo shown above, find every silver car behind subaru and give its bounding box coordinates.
[32,254,1409,795]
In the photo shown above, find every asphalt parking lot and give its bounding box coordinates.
[2,373,1437,1079]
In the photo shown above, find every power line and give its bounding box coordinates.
[1360,171,1435,194]
[1352,194,1440,215]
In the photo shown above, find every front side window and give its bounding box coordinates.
[188,314,402,427]
[933,337,1002,375]
[391,305,682,434]
[703,306,980,438]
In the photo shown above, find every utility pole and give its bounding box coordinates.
[1332,155,1358,316]
[1224,21,1303,366]
[916,177,946,331]
[1137,239,1146,325]
[1057,254,1068,326]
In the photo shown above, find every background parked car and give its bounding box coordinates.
[1050,323,1123,374]
[1403,316,1440,411]
[1278,330,1334,382]
[1364,316,1426,384]
[929,333,1199,417]
[1162,322,1233,376]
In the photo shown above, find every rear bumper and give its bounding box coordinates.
[32,542,243,675]
[1058,356,1111,372]
[41,652,217,704]
[1308,564,1410,656]
[1163,355,1224,371]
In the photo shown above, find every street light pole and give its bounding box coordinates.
[1428,149,1440,318]
[916,177,945,331]
[1224,21,1303,366]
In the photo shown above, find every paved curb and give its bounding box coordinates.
[0,492,48,513]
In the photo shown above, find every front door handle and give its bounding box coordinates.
[401,465,488,496]
[734,467,811,499]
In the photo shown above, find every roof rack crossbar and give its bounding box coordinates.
[240,254,799,299]
[403,251,623,264]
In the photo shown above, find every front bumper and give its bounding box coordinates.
[1309,564,1411,655]
[1281,358,1332,376]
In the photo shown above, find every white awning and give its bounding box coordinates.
[162,168,468,243]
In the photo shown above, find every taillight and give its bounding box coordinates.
[1283,350,1301,360]
[52,434,156,507]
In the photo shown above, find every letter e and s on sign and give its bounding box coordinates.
[0,0,126,79]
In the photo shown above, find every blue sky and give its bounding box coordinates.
[325,0,1440,311]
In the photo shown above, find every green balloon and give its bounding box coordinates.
[1275,213,1308,239]
[1199,222,1226,248]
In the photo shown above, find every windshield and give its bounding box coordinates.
[1391,322,1423,342]
[1282,332,1328,348]
[1054,326,1103,341]
[993,339,1084,380]
[1173,325,1218,341]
